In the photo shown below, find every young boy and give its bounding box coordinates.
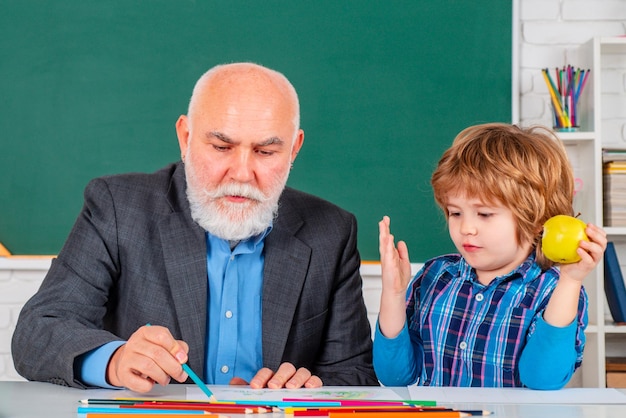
[374,123,607,389]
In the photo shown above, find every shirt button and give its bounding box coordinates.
[475,293,484,302]
[459,341,468,350]
[225,310,233,319]
[221,365,229,373]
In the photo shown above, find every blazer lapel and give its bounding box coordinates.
[160,213,207,377]
[158,166,208,378]
[262,216,311,370]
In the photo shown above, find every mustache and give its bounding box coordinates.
[201,182,269,202]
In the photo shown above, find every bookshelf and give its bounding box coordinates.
[572,37,626,387]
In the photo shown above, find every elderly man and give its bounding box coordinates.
[12,63,378,392]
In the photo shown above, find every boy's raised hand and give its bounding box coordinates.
[378,216,412,338]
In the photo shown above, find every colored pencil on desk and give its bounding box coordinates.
[80,398,272,413]
[79,406,207,414]
[139,401,253,408]
[145,323,216,402]
[282,398,436,406]
[289,407,442,416]
[225,399,344,408]
[181,363,217,402]
[387,400,437,406]
[289,407,489,417]
[85,414,225,418]
[81,398,234,405]
[288,406,432,414]
[391,411,490,417]
[327,412,470,418]
[120,403,265,414]
[282,398,400,405]
[80,399,141,405]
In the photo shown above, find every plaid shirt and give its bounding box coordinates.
[374,253,587,387]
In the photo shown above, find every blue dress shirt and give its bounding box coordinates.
[78,228,270,388]
[205,228,268,384]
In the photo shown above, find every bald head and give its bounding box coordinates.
[175,62,305,240]
[187,63,300,134]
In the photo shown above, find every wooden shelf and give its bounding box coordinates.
[555,36,626,387]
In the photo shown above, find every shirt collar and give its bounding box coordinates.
[207,223,273,255]
[455,252,540,286]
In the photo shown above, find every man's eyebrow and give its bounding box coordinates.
[207,131,284,147]
[257,136,284,147]
[207,131,236,144]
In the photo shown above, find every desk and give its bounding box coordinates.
[1,382,626,418]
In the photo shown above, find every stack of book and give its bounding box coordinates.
[606,357,626,388]
[603,149,626,226]
[604,242,626,325]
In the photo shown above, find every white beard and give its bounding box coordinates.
[184,159,288,241]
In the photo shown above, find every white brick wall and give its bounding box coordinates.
[518,0,626,129]
[0,257,51,381]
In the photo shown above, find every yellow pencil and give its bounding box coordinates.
[541,70,570,128]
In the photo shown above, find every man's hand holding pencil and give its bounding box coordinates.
[106,324,190,393]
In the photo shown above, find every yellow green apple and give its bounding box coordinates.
[542,215,589,264]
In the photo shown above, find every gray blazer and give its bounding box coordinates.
[12,162,378,387]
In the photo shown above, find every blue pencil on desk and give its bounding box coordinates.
[145,323,216,402]
[181,363,216,402]
[77,406,206,414]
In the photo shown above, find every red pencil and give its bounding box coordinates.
[122,403,263,414]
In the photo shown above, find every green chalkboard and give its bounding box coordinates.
[0,1,511,260]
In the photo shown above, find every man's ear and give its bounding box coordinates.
[176,115,190,161]
[291,129,304,163]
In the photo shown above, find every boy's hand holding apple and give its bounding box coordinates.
[542,215,607,283]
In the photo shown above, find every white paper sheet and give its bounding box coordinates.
[187,385,403,402]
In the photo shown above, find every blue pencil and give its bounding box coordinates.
[181,363,216,402]
[145,323,216,402]
[220,399,343,407]
[78,406,205,414]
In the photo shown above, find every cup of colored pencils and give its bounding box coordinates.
[541,66,590,132]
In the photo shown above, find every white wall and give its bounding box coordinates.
[2,0,625,382]
[0,257,52,381]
